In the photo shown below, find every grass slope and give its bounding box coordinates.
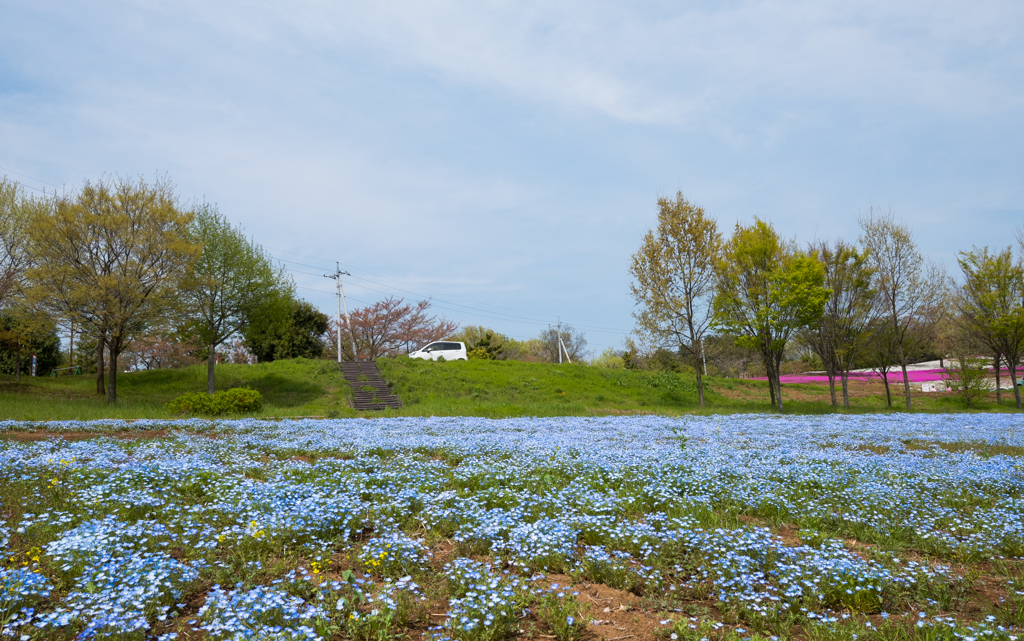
[0,356,1017,420]
[378,357,1020,417]
[0,358,351,420]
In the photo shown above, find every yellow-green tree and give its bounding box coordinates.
[957,246,1024,409]
[26,176,199,403]
[0,178,43,308]
[713,219,830,412]
[629,192,721,407]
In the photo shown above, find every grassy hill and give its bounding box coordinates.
[0,355,1016,420]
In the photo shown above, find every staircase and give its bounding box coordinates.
[340,361,404,411]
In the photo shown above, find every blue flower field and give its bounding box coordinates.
[1,414,1023,640]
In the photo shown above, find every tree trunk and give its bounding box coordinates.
[994,354,1002,405]
[765,353,777,409]
[96,339,105,396]
[15,343,21,383]
[1010,362,1021,410]
[900,362,911,410]
[208,344,216,395]
[692,335,705,408]
[106,343,118,404]
[841,372,850,408]
[773,353,785,413]
[881,370,892,408]
[827,369,837,408]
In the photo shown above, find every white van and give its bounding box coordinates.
[409,341,468,361]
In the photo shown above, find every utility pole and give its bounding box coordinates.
[324,263,358,362]
[552,319,572,364]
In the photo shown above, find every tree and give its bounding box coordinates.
[804,241,875,408]
[941,322,990,409]
[591,347,625,369]
[864,318,900,408]
[120,333,199,371]
[178,203,288,393]
[448,326,511,360]
[25,176,199,403]
[536,325,587,363]
[859,208,946,410]
[713,219,830,412]
[956,246,1024,409]
[0,311,61,379]
[629,191,721,407]
[466,332,505,360]
[244,298,329,362]
[0,178,36,309]
[328,296,458,360]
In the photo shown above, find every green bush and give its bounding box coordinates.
[166,387,263,416]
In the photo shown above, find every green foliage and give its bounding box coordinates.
[166,386,263,415]
[591,347,625,369]
[0,313,61,376]
[536,591,589,641]
[942,356,990,409]
[466,331,505,360]
[713,218,831,411]
[244,299,329,362]
[177,202,290,391]
[957,245,1024,409]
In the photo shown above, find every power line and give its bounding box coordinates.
[287,265,628,337]
[273,250,630,334]
[0,165,61,190]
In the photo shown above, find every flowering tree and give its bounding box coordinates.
[327,296,458,360]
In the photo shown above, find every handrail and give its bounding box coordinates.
[49,366,84,378]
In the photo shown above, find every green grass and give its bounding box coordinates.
[0,356,1019,420]
[0,358,353,420]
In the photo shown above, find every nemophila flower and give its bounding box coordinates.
[1,414,1023,637]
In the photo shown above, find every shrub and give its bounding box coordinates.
[166,387,262,416]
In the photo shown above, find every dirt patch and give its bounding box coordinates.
[547,573,666,640]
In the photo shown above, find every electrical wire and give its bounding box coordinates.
[273,250,630,335]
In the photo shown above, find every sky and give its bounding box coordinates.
[2,1,1023,356]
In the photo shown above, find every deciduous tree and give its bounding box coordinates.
[178,203,287,393]
[25,176,199,403]
[859,208,946,410]
[804,241,875,408]
[629,192,721,406]
[328,296,458,360]
[536,325,587,363]
[957,246,1024,409]
[713,219,830,412]
[0,178,36,309]
[244,298,329,362]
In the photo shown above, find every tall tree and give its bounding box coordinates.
[859,208,946,410]
[713,219,830,412]
[629,191,721,406]
[805,241,875,408]
[0,178,35,309]
[957,246,1024,409]
[25,176,199,403]
[179,204,288,393]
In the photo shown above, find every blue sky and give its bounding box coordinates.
[2,1,1023,356]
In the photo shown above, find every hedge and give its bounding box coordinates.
[166,386,263,416]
